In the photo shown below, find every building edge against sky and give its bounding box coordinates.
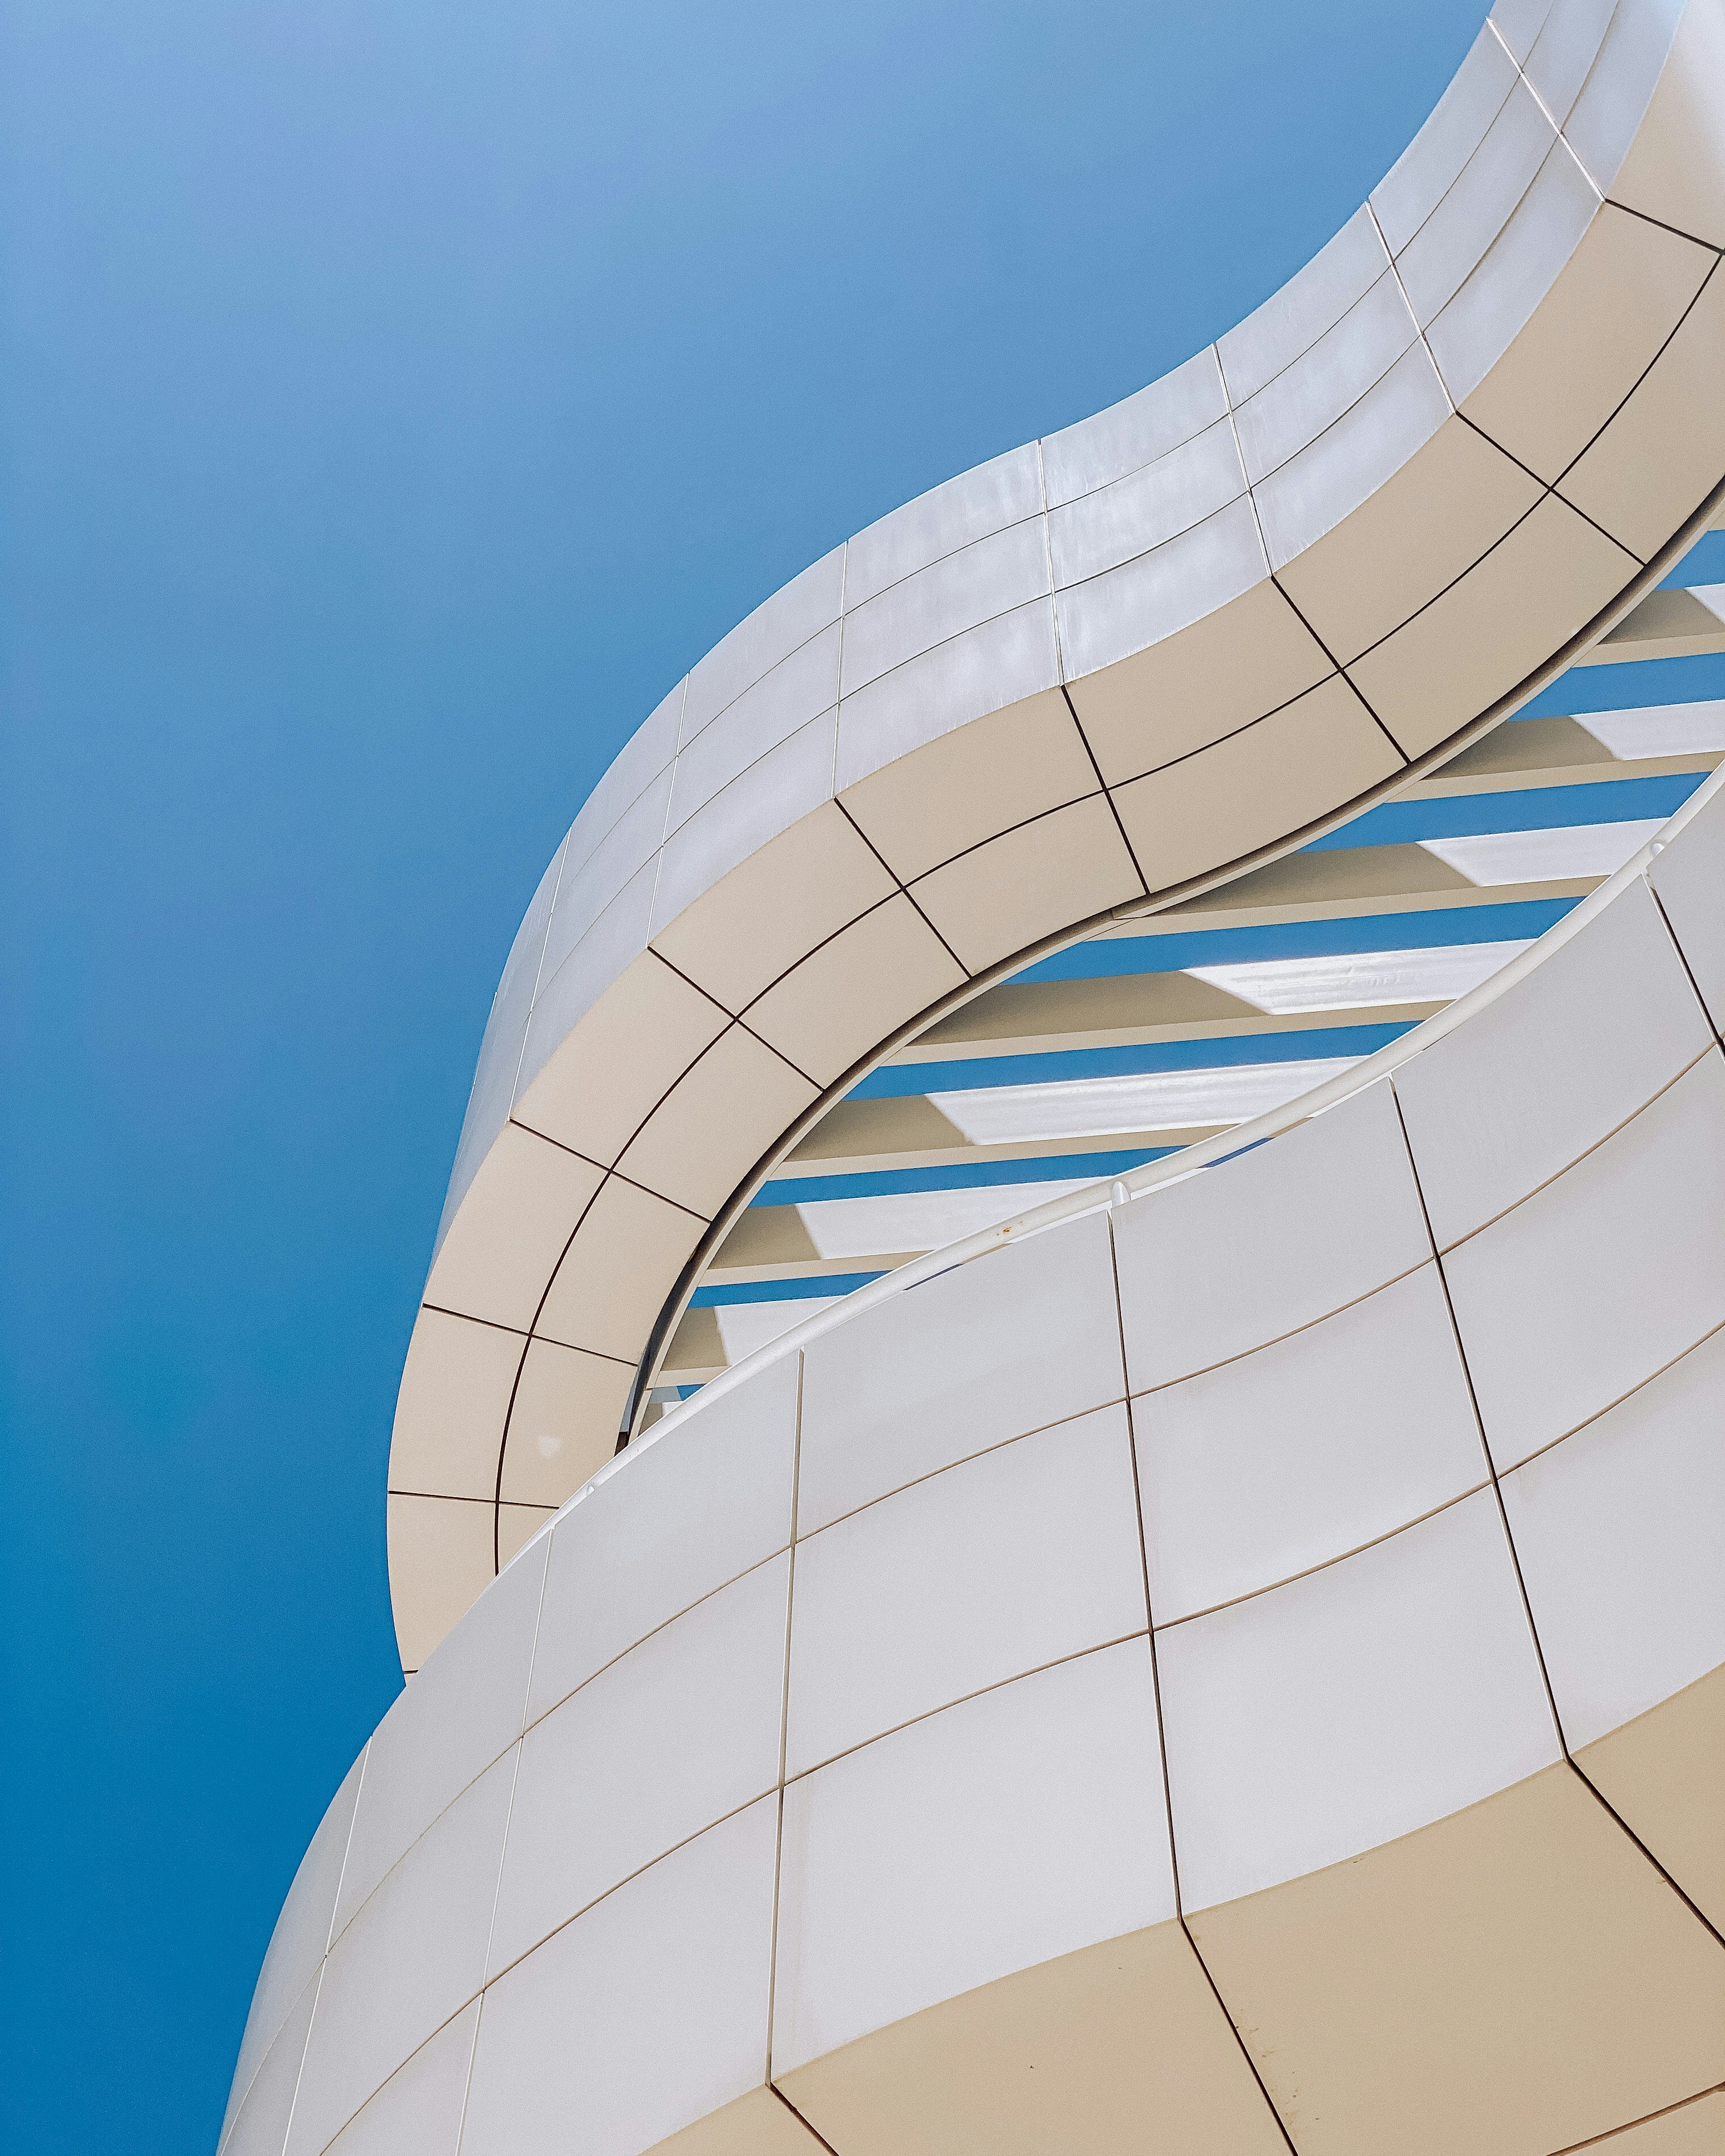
[226,6,1725,2154]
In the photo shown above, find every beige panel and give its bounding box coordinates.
[513,949,731,1166]
[422,1122,603,1332]
[921,968,1257,1045]
[787,1095,969,1162]
[779,1918,1286,2156]
[650,802,897,1014]
[534,1175,708,1361]
[499,1336,634,1506]
[1605,0,1725,250]
[645,2085,827,2156]
[743,895,969,1087]
[1561,269,1725,561]
[1587,2092,1725,2155]
[1189,1762,1725,2156]
[388,1494,496,1673]
[1460,205,1715,487]
[660,1304,726,1382]
[709,1207,822,1270]
[388,1308,524,1503]
[1597,586,1725,662]
[909,795,1144,975]
[1064,577,1334,788]
[496,1504,554,1568]
[617,1027,820,1216]
[1578,1663,1725,1935]
[1275,415,1546,667]
[1111,677,1403,891]
[838,690,1098,883]
[1348,493,1637,758]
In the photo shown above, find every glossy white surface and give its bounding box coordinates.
[1137,1264,1487,1622]
[527,1351,797,1719]
[491,1555,788,1975]
[461,1799,780,2156]
[1115,1078,1430,1388]
[785,1406,1145,1775]
[1396,876,1714,1247]
[774,1642,1173,2072]
[1156,1492,1561,1910]
[1444,1047,1725,1469]
[287,1751,515,2156]
[335,1538,546,1934]
[1504,1324,1725,1748]
[797,1208,1123,1534]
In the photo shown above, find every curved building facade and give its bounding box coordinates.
[225,6,1725,2153]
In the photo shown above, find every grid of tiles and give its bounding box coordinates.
[384,0,1725,1675]
[226,779,1725,2156]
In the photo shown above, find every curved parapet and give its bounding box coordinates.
[227,762,1725,2156]
[387,0,1725,1669]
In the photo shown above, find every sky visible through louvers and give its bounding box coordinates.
[1,5,1485,2147]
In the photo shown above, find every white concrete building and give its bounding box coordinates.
[224,6,1725,2151]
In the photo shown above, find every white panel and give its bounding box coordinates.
[515,856,658,1103]
[1046,418,1245,589]
[1394,80,1558,329]
[839,518,1050,698]
[1371,26,1521,254]
[712,1294,842,1364]
[1444,1049,1725,1469]
[461,1799,779,2156]
[1419,819,1665,884]
[1503,1324,1725,1749]
[539,765,674,987]
[1115,1079,1431,1390]
[795,1174,1097,1259]
[226,1752,365,2138]
[1491,0,1555,66]
[1524,0,1618,127]
[785,1406,1147,1776]
[647,714,839,939]
[1218,206,1390,407]
[224,1976,318,2156]
[1426,143,1601,407]
[564,683,682,864]
[528,1352,797,1720]
[322,2001,477,2156]
[832,598,1061,792]
[1650,771,1725,1028]
[1253,342,1452,571]
[1054,495,1267,680]
[681,546,845,739]
[1188,938,1527,1013]
[930,1057,1362,1144]
[1138,1265,1488,1623]
[1563,0,1687,197]
[1233,272,1419,486]
[491,1555,788,1976]
[797,1209,1124,1535]
[1157,1492,1560,1910]
[774,1642,1176,2072]
[1040,347,1228,507]
[287,1751,515,2156]
[844,447,1043,611]
[337,1537,548,1934]
[1578,700,1725,756]
[1396,875,1711,1248]
[667,624,842,837]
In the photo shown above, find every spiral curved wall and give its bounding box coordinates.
[227,6,1725,2153]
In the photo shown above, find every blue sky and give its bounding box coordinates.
[1,3,1481,2146]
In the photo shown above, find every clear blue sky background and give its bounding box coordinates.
[1,4,1481,2147]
